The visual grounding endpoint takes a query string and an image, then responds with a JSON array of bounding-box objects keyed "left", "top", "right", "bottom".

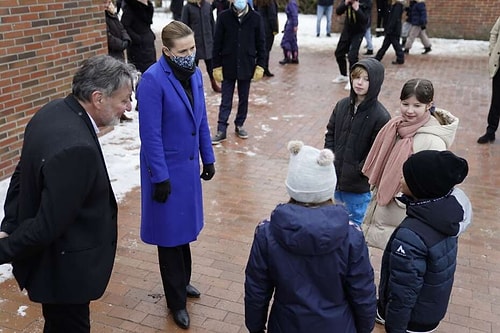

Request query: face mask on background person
[{"left": 233, "top": 0, "right": 247, "bottom": 11}]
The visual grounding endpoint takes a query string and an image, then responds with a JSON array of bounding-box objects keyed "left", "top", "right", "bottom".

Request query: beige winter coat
[
  {"left": 363, "top": 108, "right": 459, "bottom": 250},
  {"left": 489, "top": 16, "right": 500, "bottom": 78}
]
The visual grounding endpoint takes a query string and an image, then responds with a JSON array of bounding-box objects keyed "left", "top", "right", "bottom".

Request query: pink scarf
[{"left": 362, "top": 112, "right": 431, "bottom": 206}]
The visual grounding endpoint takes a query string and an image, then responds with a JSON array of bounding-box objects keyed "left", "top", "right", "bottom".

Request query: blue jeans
[
  {"left": 217, "top": 78, "right": 251, "bottom": 132},
  {"left": 364, "top": 27, "right": 373, "bottom": 51},
  {"left": 316, "top": 5, "right": 333, "bottom": 35},
  {"left": 334, "top": 191, "right": 371, "bottom": 226}
]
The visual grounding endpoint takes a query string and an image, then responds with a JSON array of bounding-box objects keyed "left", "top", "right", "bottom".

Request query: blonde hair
[{"left": 161, "top": 21, "right": 194, "bottom": 49}]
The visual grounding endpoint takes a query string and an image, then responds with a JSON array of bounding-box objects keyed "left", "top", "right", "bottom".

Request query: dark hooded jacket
[
  {"left": 324, "top": 58, "right": 390, "bottom": 193},
  {"left": 105, "top": 10, "right": 131, "bottom": 61},
  {"left": 245, "top": 203, "right": 377, "bottom": 333},
  {"left": 378, "top": 188, "right": 472, "bottom": 333}
]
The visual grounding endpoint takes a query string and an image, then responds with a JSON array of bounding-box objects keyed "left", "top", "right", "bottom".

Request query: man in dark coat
[
  {"left": 0, "top": 55, "right": 135, "bottom": 333},
  {"left": 211, "top": 0, "right": 266, "bottom": 143}
]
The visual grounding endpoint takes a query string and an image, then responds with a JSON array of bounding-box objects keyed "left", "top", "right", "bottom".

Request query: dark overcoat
[
  {"left": 182, "top": 0, "right": 216, "bottom": 60},
  {"left": 212, "top": 6, "right": 266, "bottom": 80},
  {"left": 0, "top": 95, "right": 118, "bottom": 304},
  {"left": 121, "top": 0, "right": 156, "bottom": 73}
]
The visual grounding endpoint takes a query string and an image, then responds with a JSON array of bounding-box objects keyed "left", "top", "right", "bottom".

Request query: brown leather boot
[{"left": 210, "top": 77, "right": 221, "bottom": 93}]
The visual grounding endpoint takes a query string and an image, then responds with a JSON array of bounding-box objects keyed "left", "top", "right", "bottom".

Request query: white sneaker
[
  {"left": 332, "top": 75, "right": 348, "bottom": 83},
  {"left": 344, "top": 81, "right": 351, "bottom": 91}
]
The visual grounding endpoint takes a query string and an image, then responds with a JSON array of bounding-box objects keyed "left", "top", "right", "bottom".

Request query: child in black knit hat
[{"left": 376, "top": 150, "right": 473, "bottom": 333}]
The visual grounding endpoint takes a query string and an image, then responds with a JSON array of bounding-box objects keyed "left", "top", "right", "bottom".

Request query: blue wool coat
[
  {"left": 137, "top": 56, "right": 215, "bottom": 247},
  {"left": 245, "top": 203, "right": 377, "bottom": 333}
]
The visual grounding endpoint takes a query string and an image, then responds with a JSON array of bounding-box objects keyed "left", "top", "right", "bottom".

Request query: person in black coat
[
  {"left": 254, "top": 0, "right": 279, "bottom": 77},
  {"left": 376, "top": 150, "right": 471, "bottom": 332},
  {"left": 121, "top": 0, "right": 157, "bottom": 74},
  {"left": 324, "top": 58, "right": 390, "bottom": 225},
  {"left": 181, "top": 0, "right": 221, "bottom": 92},
  {"left": 0, "top": 55, "right": 135, "bottom": 333},
  {"left": 211, "top": 0, "right": 266, "bottom": 143},
  {"left": 105, "top": 0, "right": 131, "bottom": 61},
  {"left": 171, "top": 0, "right": 184, "bottom": 20},
  {"left": 332, "top": 0, "right": 371, "bottom": 89},
  {"left": 374, "top": 0, "right": 405, "bottom": 64}
]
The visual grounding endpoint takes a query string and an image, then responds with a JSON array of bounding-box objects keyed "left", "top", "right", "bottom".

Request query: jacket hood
[
  {"left": 401, "top": 187, "right": 472, "bottom": 237},
  {"left": 350, "top": 58, "right": 384, "bottom": 109},
  {"left": 269, "top": 203, "right": 350, "bottom": 256},
  {"left": 416, "top": 108, "right": 459, "bottom": 148}
]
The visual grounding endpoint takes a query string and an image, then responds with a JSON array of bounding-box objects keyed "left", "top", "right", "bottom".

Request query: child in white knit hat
[{"left": 244, "top": 140, "right": 377, "bottom": 333}]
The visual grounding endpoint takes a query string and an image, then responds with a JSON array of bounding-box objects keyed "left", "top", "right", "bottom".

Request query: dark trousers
[
  {"left": 217, "top": 78, "right": 251, "bottom": 132},
  {"left": 196, "top": 58, "right": 215, "bottom": 80},
  {"left": 158, "top": 244, "right": 192, "bottom": 311},
  {"left": 334, "top": 31, "right": 365, "bottom": 76},
  {"left": 487, "top": 70, "right": 500, "bottom": 134},
  {"left": 376, "top": 0, "right": 388, "bottom": 28},
  {"left": 264, "top": 33, "right": 275, "bottom": 70},
  {"left": 375, "top": 34, "right": 404, "bottom": 62},
  {"left": 42, "top": 303, "right": 90, "bottom": 333}
]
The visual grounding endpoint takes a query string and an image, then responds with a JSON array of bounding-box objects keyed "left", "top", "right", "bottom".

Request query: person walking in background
[
  {"left": 137, "top": 21, "right": 216, "bottom": 330},
  {"left": 332, "top": 0, "right": 371, "bottom": 91},
  {"left": 376, "top": 150, "right": 472, "bottom": 332},
  {"left": 279, "top": 0, "right": 299, "bottom": 64},
  {"left": 316, "top": 0, "right": 333, "bottom": 37},
  {"left": 104, "top": 0, "right": 134, "bottom": 122},
  {"left": 404, "top": 0, "right": 431, "bottom": 54},
  {"left": 324, "top": 58, "right": 390, "bottom": 226},
  {"left": 400, "top": 0, "right": 414, "bottom": 47},
  {"left": 477, "top": 15, "right": 500, "bottom": 144},
  {"left": 254, "top": 0, "right": 279, "bottom": 77},
  {"left": 374, "top": 0, "right": 405, "bottom": 65},
  {"left": 362, "top": 0, "right": 374, "bottom": 55},
  {"left": 0, "top": 55, "right": 134, "bottom": 333},
  {"left": 171, "top": 0, "right": 185, "bottom": 20},
  {"left": 362, "top": 78, "right": 459, "bottom": 250},
  {"left": 121, "top": 0, "right": 157, "bottom": 74},
  {"left": 245, "top": 140, "right": 377, "bottom": 333},
  {"left": 211, "top": 0, "right": 266, "bottom": 144},
  {"left": 181, "top": 0, "right": 222, "bottom": 93},
  {"left": 375, "top": 0, "right": 388, "bottom": 36}
]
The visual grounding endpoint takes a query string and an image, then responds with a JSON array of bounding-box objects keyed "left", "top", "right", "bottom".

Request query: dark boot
[
  {"left": 210, "top": 77, "right": 221, "bottom": 93},
  {"left": 279, "top": 50, "right": 291, "bottom": 65},
  {"left": 477, "top": 132, "right": 495, "bottom": 144},
  {"left": 401, "top": 38, "right": 407, "bottom": 47},
  {"left": 291, "top": 51, "right": 299, "bottom": 64},
  {"left": 422, "top": 47, "right": 432, "bottom": 54},
  {"left": 263, "top": 68, "right": 274, "bottom": 77}
]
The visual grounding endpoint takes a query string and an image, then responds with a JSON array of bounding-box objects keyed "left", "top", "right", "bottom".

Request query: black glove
[
  {"left": 200, "top": 163, "right": 215, "bottom": 180},
  {"left": 421, "top": 25, "right": 426, "bottom": 30},
  {"left": 153, "top": 180, "right": 171, "bottom": 203}
]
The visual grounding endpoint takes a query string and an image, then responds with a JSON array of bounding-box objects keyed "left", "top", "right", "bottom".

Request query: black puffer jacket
[
  {"left": 324, "top": 58, "right": 390, "bottom": 193},
  {"left": 105, "top": 10, "right": 131, "bottom": 61}
]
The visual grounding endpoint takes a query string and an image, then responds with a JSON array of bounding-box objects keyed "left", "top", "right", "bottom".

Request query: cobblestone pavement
[{"left": 1, "top": 44, "right": 499, "bottom": 332}]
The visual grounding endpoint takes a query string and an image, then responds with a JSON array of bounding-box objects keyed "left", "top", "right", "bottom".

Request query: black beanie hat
[{"left": 403, "top": 150, "right": 469, "bottom": 199}]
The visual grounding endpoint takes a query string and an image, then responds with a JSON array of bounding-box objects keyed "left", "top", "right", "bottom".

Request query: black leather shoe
[
  {"left": 173, "top": 308, "right": 190, "bottom": 329},
  {"left": 186, "top": 284, "right": 201, "bottom": 298},
  {"left": 263, "top": 69, "right": 274, "bottom": 77},
  {"left": 477, "top": 132, "right": 495, "bottom": 144}
]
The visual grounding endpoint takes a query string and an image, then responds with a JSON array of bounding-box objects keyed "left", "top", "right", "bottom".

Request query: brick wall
[
  {"left": 0, "top": 1, "right": 107, "bottom": 180},
  {"left": 332, "top": 0, "right": 498, "bottom": 40}
]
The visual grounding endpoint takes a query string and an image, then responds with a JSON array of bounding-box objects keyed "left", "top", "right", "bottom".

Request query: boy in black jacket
[{"left": 376, "top": 150, "right": 472, "bottom": 333}]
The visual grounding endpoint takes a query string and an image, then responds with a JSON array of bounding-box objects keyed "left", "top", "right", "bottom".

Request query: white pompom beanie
[{"left": 285, "top": 140, "right": 337, "bottom": 204}]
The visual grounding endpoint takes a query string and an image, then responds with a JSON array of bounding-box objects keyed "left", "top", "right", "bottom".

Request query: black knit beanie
[{"left": 402, "top": 150, "right": 469, "bottom": 199}]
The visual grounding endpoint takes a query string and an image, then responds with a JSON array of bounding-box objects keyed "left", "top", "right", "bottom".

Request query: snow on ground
[{"left": 0, "top": 11, "right": 489, "bottom": 280}]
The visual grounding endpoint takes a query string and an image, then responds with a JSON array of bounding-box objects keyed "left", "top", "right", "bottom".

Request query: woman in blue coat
[{"left": 137, "top": 21, "right": 216, "bottom": 330}]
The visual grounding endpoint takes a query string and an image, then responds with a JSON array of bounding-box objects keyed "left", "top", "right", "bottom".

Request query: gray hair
[{"left": 72, "top": 55, "right": 135, "bottom": 101}]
